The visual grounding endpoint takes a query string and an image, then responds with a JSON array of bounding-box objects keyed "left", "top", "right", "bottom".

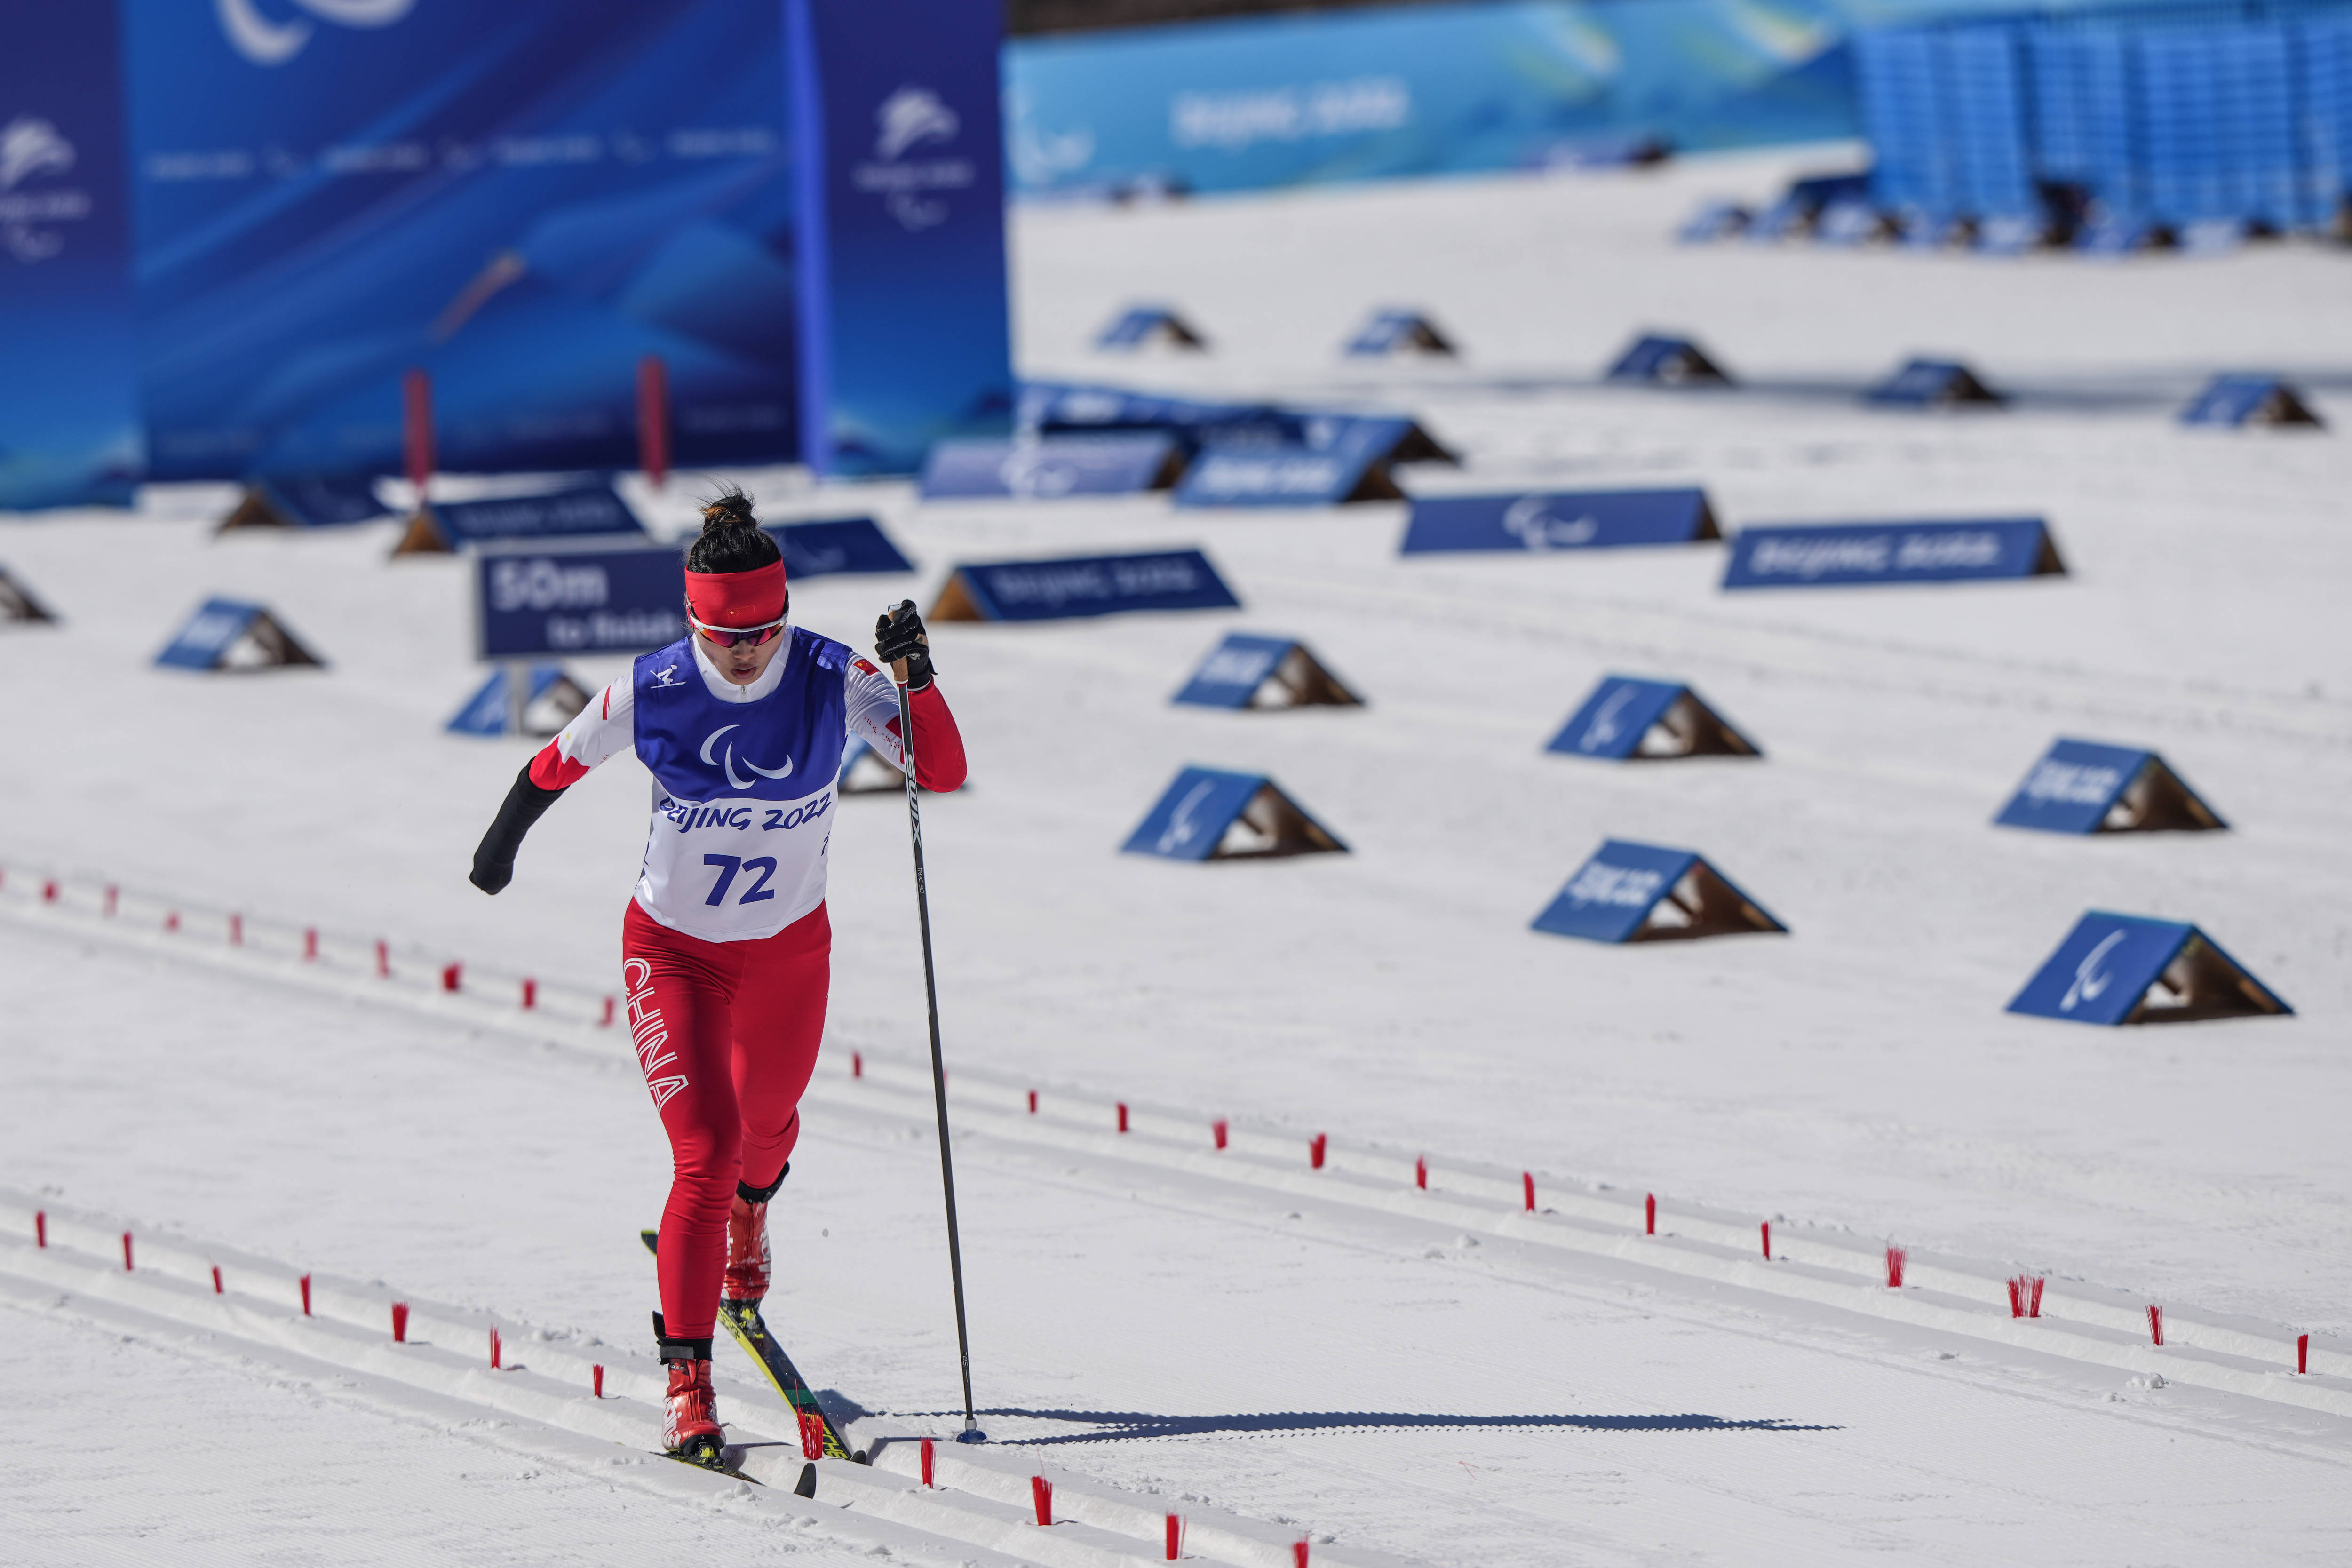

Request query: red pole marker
[
  {"left": 1885, "top": 1246, "right": 1906, "bottom": 1288},
  {"left": 852, "top": 1051, "right": 862, "bottom": 1078},
  {"left": 2032, "top": 1278, "right": 2043, "bottom": 1317},
  {"left": 1166, "top": 1513, "right": 1184, "bottom": 1560},
  {"left": 211, "top": 1266, "right": 222, "bottom": 1294},
  {"left": 375, "top": 940, "right": 390, "bottom": 979},
  {"left": 1030, "top": 1475, "right": 1053, "bottom": 1526},
  {"left": 1523, "top": 1173, "right": 1535, "bottom": 1212},
  {"left": 42, "top": 879, "right": 57, "bottom": 902},
  {"left": 1414, "top": 1156, "right": 1427, "bottom": 1190},
  {"left": 303, "top": 928, "right": 318, "bottom": 961},
  {"left": 2007, "top": 1278, "right": 2022, "bottom": 1318},
  {"left": 2299, "top": 1334, "right": 2310, "bottom": 1374},
  {"left": 441, "top": 963, "right": 461, "bottom": 993},
  {"left": 34, "top": 1211, "right": 46, "bottom": 1247},
  {"left": 104, "top": 885, "right": 117, "bottom": 916},
  {"left": 490, "top": 1327, "right": 502, "bottom": 1368},
  {"left": 593, "top": 1364, "right": 605, "bottom": 1398},
  {"left": 637, "top": 354, "right": 671, "bottom": 488},
  {"left": 1117, "top": 1102, "right": 1129, "bottom": 1133},
  {"left": 229, "top": 913, "right": 242, "bottom": 946},
  {"left": 1310, "top": 1134, "right": 1327, "bottom": 1170},
  {"left": 392, "top": 1302, "right": 409, "bottom": 1342},
  {"left": 2147, "top": 1305, "right": 2163, "bottom": 1347},
  {"left": 799, "top": 1410, "right": 825, "bottom": 1460},
  {"left": 122, "top": 1232, "right": 133, "bottom": 1271},
  {"left": 403, "top": 368, "right": 433, "bottom": 493},
  {"left": 1645, "top": 1193, "right": 1656, "bottom": 1235},
  {"left": 1294, "top": 1540, "right": 1311, "bottom": 1568},
  {"left": 520, "top": 978, "right": 536, "bottom": 1010},
  {"left": 920, "top": 1437, "right": 935, "bottom": 1487},
  {"left": 1760, "top": 1222, "right": 1771, "bottom": 1259},
  {"left": 600, "top": 995, "right": 615, "bottom": 1027},
  {"left": 300, "top": 1275, "right": 312, "bottom": 1316},
  {"left": 165, "top": 911, "right": 180, "bottom": 932},
  {"left": 1212, "top": 1118, "right": 1228, "bottom": 1150},
  {"left": 1027, "top": 1090, "right": 1038, "bottom": 1114}
]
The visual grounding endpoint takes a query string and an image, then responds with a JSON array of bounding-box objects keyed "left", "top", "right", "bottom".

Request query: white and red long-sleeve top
[{"left": 530, "top": 626, "right": 965, "bottom": 942}]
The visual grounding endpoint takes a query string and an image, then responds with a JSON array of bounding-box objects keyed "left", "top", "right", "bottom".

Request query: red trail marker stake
[
  {"left": 1414, "top": 1156, "right": 1427, "bottom": 1190},
  {"left": 1294, "top": 1540, "right": 1311, "bottom": 1568},
  {"left": 593, "top": 1363, "right": 605, "bottom": 1397},
  {"left": 1117, "top": 1102, "right": 1129, "bottom": 1133},
  {"left": 2298, "top": 1334, "right": 2310, "bottom": 1374},
  {"left": 121, "top": 1232, "right": 133, "bottom": 1271},
  {"left": 1212, "top": 1118, "right": 1227, "bottom": 1150},
  {"left": 637, "top": 354, "right": 671, "bottom": 488},
  {"left": 402, "top": 368, "right": 433, "bottom": 493},
  {"left": 1030, "top": 1475, "right": 1053, "bottom": 1526},
  {"left": 300, "top": 1275, "right": 311, "bottom": 1315},
  {"left": 303, "top": 928, "right": 318, "bottom": 961},
  {"left": 1310, "top": 1134, "right": 1327, "bottom": 1170},
  {"left": 851, "top": 1051, "right": 862, "bottom": 1078},
  {"left": 392, "top": 1303, "right": 409, "bottom": 1342},
  {"left": 1027, "top": 1090, "right": 1038, "bottom": 1114},
  {"left": 600, "top": 995, "right": 615, "bottom": 1027},
  {"left": 211, "top": 1266, "right": 222, "bottom": 1294},
  {"left": 43, "top": 879, "right": 58, "bottom": 902},
  {"left": 2147, "top": 1305, "right": 2163, "bottom": 1347},
  {"left": 490, "top": 1327, "right": 502, "bottom": 1368},
  {"left": 441, "top": 963, "right": 461, "bottom": 993},
  {"left": 375, "top": 940, "right": 389, "bottom": 979},
  {"left": 1760, "top": 1222, "right": 1771, "bottom": 1259},
  {"left": 520, "top": 978, "right": 536, "bottom": 1010},
  {"left": 34, "top": 1211, "right": 46, "bottom": 1247},
  {"left": 1645, "top": 1194, "right": 1656, "bottom": 1235},
  {"left": 165, "top": 911, "right": 180, "bottom": 932},
  {"left": 1166, "top": 1513, "right": 1184, "bottom": 1560},
  {"left": 104, "top": 885, "right": 117, "bottom": 916},
  {"left": 1523, "top": 1173, "right": 1535, "bottom": 1212},
  {"left": 229, "top": 913, "right": 242, "bottom": 946},
  {"left": 1885, "top": 1246, "right": 1906, "bottom": 1288},
  {"left": 919, "top": 1437, "right": 935, "bottom": 1487}
]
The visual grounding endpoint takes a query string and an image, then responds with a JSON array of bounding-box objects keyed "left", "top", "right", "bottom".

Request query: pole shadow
[{"left": 890, "top": 1408, "right": 1839, "bottom": 1445}]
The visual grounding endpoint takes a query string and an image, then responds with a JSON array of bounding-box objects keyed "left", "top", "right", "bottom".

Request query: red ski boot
[
  {"left": 655, "top": 1317, "right": 723, "bottom": 1467},
  {"left": 723, "top": 1168, "right": 787, "bottom": 1309}
]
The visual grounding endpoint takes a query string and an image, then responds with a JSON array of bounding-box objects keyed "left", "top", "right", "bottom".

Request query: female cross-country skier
[{"left": 465, "top": 487, "right": 966, "bottom": 1467}]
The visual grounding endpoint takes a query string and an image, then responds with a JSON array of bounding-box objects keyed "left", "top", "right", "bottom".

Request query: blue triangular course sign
[
  {"left": 1121, "top": 767, "right": 1348, "bottom": 861},
  {"left": 920, "top": 433, "right": 1186, "bottom": 499},
  {"left": 1533, "top": 840, "right": 1785, "bottom": 943},
  {"left": 762, "top": 517, "right": 914, "bottom": 579},
  {"left": 1175, "top": 415, "right": 1454, "bottom": 508},
  {"left": 1546, "top": 677, "right": 1758, "bottom": 760},
  {"left": 154, "top": 598, "right": 325, "bottom": 671},
  {"left": 929, "top": 549, "right": 1241, "bottom": 623},
  {"left": 2008, "top": 912, "right": 2291, "bottom": 1026},
  {"left": 2178, "top": 375, "right": 2324, "bottom": 430},
  {"left": 1994, "top": 739, "right": 2225, "bottom": 835},
  {"left": 1865, "top": 358, "right": 2003, "bottom": 408},
  {"left": 837, "top": 738, "right": 907, "bottom": 795},
  {"left": 1172, "top": 633, "right": 1362, "bottom": 710},
  {"left": 0, "top": 564, "right": 57, "bottom": 624},
  {"left": 1095, "top": 305, "right": 1208, "bottom": 351},
  {"left": 446, "top": 665, "right": 593, "bottom": 738},
  {"left": 1723, "top": 519, "right": 2064, "bottom": 589},
  {"left": 1342, "top": 309, "right": 1456, "bottom": 358},
  {"left": 395, "top": 480, "right": 646, "bottom": 556},
  {"left": 1605, "top": 335, "right": 1733, "bottom": 387},
  {"left": 1401, "top": 487, "right": 1718, "bottom": 553},
  {"left": 218, "top": 473, "right": 389, "bottom": 532}
]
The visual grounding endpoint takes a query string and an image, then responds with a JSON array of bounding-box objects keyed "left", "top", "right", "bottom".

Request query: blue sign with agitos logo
[{"left": 1403, "top": 488, "right": 1717, "bottom": 554}]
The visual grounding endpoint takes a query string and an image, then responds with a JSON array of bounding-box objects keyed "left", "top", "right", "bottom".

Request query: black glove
[
  {"left": 469, "top": 764, "right": 568, "bottom": 894},
  {"left": 874, "top": 599, "right": 934, "bottom": 691}
]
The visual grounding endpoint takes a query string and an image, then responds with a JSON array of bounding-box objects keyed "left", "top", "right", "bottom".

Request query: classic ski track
[
  {"left": 0, "top": 1197, "right": 1413, "bottom": 1568},
  {"left": 5, "top": 880, "right": 2346, "bottom": 1434}
]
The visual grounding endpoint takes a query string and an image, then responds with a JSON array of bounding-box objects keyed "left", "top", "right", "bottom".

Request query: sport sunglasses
[{"left": 689, "top": 613, "right": 787, "bottom": 649}]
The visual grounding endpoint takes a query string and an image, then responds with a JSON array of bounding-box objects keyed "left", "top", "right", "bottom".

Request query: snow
[{"left": 4, "top": 143, "right": 2352, "bottom": 1563}]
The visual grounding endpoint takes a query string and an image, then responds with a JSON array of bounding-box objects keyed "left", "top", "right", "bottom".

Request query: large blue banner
[
  {"left": 0, "top": 2, "right": 144, "bottom": 510},
  {"left": 788, "top": 0, "right": 1013, "bottom": 474},
  {"left": 123, "top": 0, "right": 801, "bottom": 482}
]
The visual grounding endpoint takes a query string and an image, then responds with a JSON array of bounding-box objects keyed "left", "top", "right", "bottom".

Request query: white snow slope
[{"left": 3, "top": 145, "right": 2350, "bottom": 1564}]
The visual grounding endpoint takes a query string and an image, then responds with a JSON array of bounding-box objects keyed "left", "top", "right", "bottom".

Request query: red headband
[{"left": 685, "top": 558, "right": 786, "bottom": 629}]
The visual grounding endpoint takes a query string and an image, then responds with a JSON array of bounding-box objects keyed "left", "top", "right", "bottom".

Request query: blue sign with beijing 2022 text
[
  {"left": 476, "top": 544, "right": 687, "bottom": 659},
  {"left": 1723, "top": 519, "right": 2060, "bottom": 589}
]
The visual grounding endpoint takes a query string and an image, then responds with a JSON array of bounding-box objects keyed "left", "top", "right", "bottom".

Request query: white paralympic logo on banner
[
  {"left": 215, "top": 0, "right": 416, "bottom": 67},
  {"left": 1, "top": 117, "right": 85, "bottom": 263},
  {"left": 0, "top": 118, "right": 72, "bottom": 191},
  {"left": 857, "top": 85, "right": 973, "bottom": 232}
]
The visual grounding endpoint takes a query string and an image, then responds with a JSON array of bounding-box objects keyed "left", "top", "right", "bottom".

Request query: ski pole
[{"left": 893, "top": 667, "right": 985, "bottom": 1442}]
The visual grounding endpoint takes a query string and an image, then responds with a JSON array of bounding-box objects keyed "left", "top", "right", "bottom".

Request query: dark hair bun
[{"left": 686, "top": 483, "right": 781, "bottom": 574}]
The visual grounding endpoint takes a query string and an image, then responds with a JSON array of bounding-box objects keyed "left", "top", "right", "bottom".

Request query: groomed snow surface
[{"left": 5, "top": 145, "right": 2352, "bottom": 1564}]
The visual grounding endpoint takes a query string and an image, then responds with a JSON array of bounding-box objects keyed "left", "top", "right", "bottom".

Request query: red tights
[{"left": 622, "top": 898, "right": 829, "bottom": 1342}]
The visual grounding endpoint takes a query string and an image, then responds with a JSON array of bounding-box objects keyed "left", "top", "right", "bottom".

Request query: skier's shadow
[{"left": 889, "top": 1407, "right": 1838, "bottom": 1444}]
